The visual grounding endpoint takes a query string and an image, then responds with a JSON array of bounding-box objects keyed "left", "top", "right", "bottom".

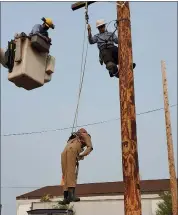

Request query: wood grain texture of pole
[
  {"left": 161, "top": 60, "right": 177, "bottom": 215},
  {"left": 117, "top": 2, "right": 142, "bottom": 215}
]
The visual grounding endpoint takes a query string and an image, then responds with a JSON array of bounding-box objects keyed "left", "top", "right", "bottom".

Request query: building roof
[{"left": 16, "top": 179, "right": 171, "bottom": 200}]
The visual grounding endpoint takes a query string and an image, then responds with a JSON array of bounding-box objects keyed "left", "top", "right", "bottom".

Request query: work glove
[
  {"left": 78, "top": 155, "right": 84, "bottom": 161},
  {"left": 87, "top": 24, "right": 91, "bottom": 33}
]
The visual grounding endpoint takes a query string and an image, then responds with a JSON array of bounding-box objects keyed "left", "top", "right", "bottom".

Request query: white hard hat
[{"left": 96, "top": 19, "right": 106, "bottom": 28}]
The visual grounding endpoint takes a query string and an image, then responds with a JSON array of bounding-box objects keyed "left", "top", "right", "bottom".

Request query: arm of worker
[
  {"left": 30, "top": 25, "right": 50, "bottom": 43},
  {"left": 79, "top": 134, "right": 93, "bottom": 157},
  {"left": 87, "top": 24, "right": 97, "bottom": 44},
  {"left": 113, "top": 33, "right": 118, "bottom": 44},
  {"left": 77, "top": 147, "right": 85, "bottom": 161},
  {"left": 30, "top": 24, "right": 41, "bottom": 35}
]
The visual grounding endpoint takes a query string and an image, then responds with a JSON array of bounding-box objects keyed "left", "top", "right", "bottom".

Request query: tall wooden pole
[
  {"left": 161, "top": 60, "right": 177, "bottom": 215},
  {"left": 71, "top": 2, "right": 142, "bottom": 214},
  {"left": 117, "top": 2, "right": 142, "bottom": 215}
]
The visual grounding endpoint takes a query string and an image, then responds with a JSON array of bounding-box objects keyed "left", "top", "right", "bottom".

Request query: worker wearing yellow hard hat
[
  {"left": 41, "top": 17, "right": 55, "bottom": 29},
  {"left": 30, "top": 17, "right": 55, "bottom": 43}
]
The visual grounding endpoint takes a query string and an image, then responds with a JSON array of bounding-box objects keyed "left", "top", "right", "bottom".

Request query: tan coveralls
[{"left": 61, "top": 134, "right": 93, "bottom": 191}]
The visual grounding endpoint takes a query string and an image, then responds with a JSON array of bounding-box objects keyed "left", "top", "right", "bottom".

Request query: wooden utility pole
[
  {"left": 117, "top": 2, "right": 142, "bottom": 215},
  {"left": 161, "top": 60, "right": 177, "bottom": 215},
  {"left": 71, "top": 1, "right": 142, "bottom": 214}
]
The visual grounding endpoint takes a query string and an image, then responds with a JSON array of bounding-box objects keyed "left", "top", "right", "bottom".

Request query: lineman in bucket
[
  {"left": 30, "top": 17, "right": 55, "bottom": 43},
  {"left": 88, "top": 19, "right": 136, "bottom": 78},
  {"left": 60, "top": 128, "right": 93, "bottom": 205}
]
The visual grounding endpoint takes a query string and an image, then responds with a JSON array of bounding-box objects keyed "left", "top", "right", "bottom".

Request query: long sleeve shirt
[
  {"left": 30, "top": 24, "right": 49, "bottom": 38},
  {"left": 79, "top": 134, "right": 93, "bottom": 157},
  {"left": 88, "top": 31, "right": 118, "bottom": 51}
]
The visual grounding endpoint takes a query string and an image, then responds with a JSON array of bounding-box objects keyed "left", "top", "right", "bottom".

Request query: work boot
[
  {"left": 112, "top": 63, "right": 136, "bottom": 78},
  {"left": 58, "top": 191, "right": 70, "bottom": 205},
  {"left": 106, "top": 62, "right": 118, "bottom": 78},
  {"left": 109, "top": 71, "right": 114, "bottom": 77},
  {"left": 109, "top": 65, "right": 119, "bottom": 78},
  {"left": 106, "top": 62, "right": 116, "bottom": 71},
  {"left": 72, "top": 188, "right": 80, "bottom": 202},
  {"left": 64, "top": 191, "right": 68, "bottom": 199},
  {"left": 113, "top": 66, "right": 119, "bottom": 78},
  {"left": 68, "top": 188, "right": 80, "bottom": 202}
]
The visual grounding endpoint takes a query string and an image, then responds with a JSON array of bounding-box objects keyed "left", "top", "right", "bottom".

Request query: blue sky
[{"left": 1, "top": 1, "right": 177, "bottom": 215}]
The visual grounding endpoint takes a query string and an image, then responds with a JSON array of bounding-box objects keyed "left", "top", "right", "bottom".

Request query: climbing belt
[{"left": 71, "top": 2, "right": 89, "bottom": 133}]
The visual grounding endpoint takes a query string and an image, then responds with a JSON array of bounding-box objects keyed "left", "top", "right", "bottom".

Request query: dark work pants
[{"left": 100, "top": 46, "right": 118, "bottom": 65}]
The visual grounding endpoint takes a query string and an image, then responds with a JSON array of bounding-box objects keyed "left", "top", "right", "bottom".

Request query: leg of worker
[
  {"left": 61, "top": 151, "right": 68, "bottom": 192},
  {"left": 59, "top": 151, "right": 69, "bottom": 205},
  {"left": 101, "top": 48, "right": 118, "bottom": 77},
  {"left": 66, "top": 147, "right": 80, "bottom": 202},
  {"left": 112, "top": 46, "right": 118, "bottom": 65},
  {"left": 112, "top": 46, "right": 136, "bottom": 70},
  {"left": 72, "top": 162, "right": 80, "bottom": 202},
  {"left": 66, "top": 148, "right": 80, "bottom": 202}
]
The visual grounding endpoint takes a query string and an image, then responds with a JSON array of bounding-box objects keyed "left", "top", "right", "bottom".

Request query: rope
[
  {"left": 74, "top": 24, "right": 87, "bottom": 131},
  {"left": 71, "top": 19, "right": 89, "bottom": 133}
]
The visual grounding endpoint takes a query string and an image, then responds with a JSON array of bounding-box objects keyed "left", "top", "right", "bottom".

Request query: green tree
[
  {"left": 40, "top": 194, "right": 52, "bottom": 202},
  {"left": 53, "top": 203, "right": 75, "bottom": 215},
  {"left": 156, "top": 191, "right": 172, "bottom": 215}
]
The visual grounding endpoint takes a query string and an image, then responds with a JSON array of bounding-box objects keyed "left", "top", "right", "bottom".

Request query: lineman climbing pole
[
  {"left": 71, "top": 2, "right": 142, "bottom": 215},
  {"left": 161, "top": 61, "right": 177, "bottom": 215}
]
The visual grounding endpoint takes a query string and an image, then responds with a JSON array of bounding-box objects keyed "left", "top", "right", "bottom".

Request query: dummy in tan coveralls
[{"left": 60, "top": 128, "right": 93, "bottom": 204}]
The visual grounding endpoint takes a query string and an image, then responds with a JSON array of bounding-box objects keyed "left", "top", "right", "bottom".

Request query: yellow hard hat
[{"left": 42, "top": 17, "right": 55, "bottom": 29}]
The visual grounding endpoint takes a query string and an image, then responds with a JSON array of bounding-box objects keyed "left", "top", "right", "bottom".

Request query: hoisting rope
[{"left": 71, "top": 2, "right": 89, "bottom": 134}]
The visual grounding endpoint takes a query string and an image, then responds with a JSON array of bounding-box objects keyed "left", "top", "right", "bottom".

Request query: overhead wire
[{"left": 1, "top": 104, "right": 177, "bottom": 137}]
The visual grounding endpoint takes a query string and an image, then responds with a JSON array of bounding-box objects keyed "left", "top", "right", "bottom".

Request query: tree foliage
[
  {"left": 53, "top": 203, "right": 75, "bottom": 215},
  {"left": 156, "top": 191, "right": 172, "bottom": 215},
  {"left": 40, "top": 193, "right": 52, "bottom": 202}
]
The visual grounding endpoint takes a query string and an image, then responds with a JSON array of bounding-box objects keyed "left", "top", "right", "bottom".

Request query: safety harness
[{"left": 97, "top": 20, "right": 118, "bottom": 65}]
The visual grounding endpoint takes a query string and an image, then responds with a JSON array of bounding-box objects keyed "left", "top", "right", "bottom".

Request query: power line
[{"left": 1, "top": 104, "right": 177, "bottom": 137}]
